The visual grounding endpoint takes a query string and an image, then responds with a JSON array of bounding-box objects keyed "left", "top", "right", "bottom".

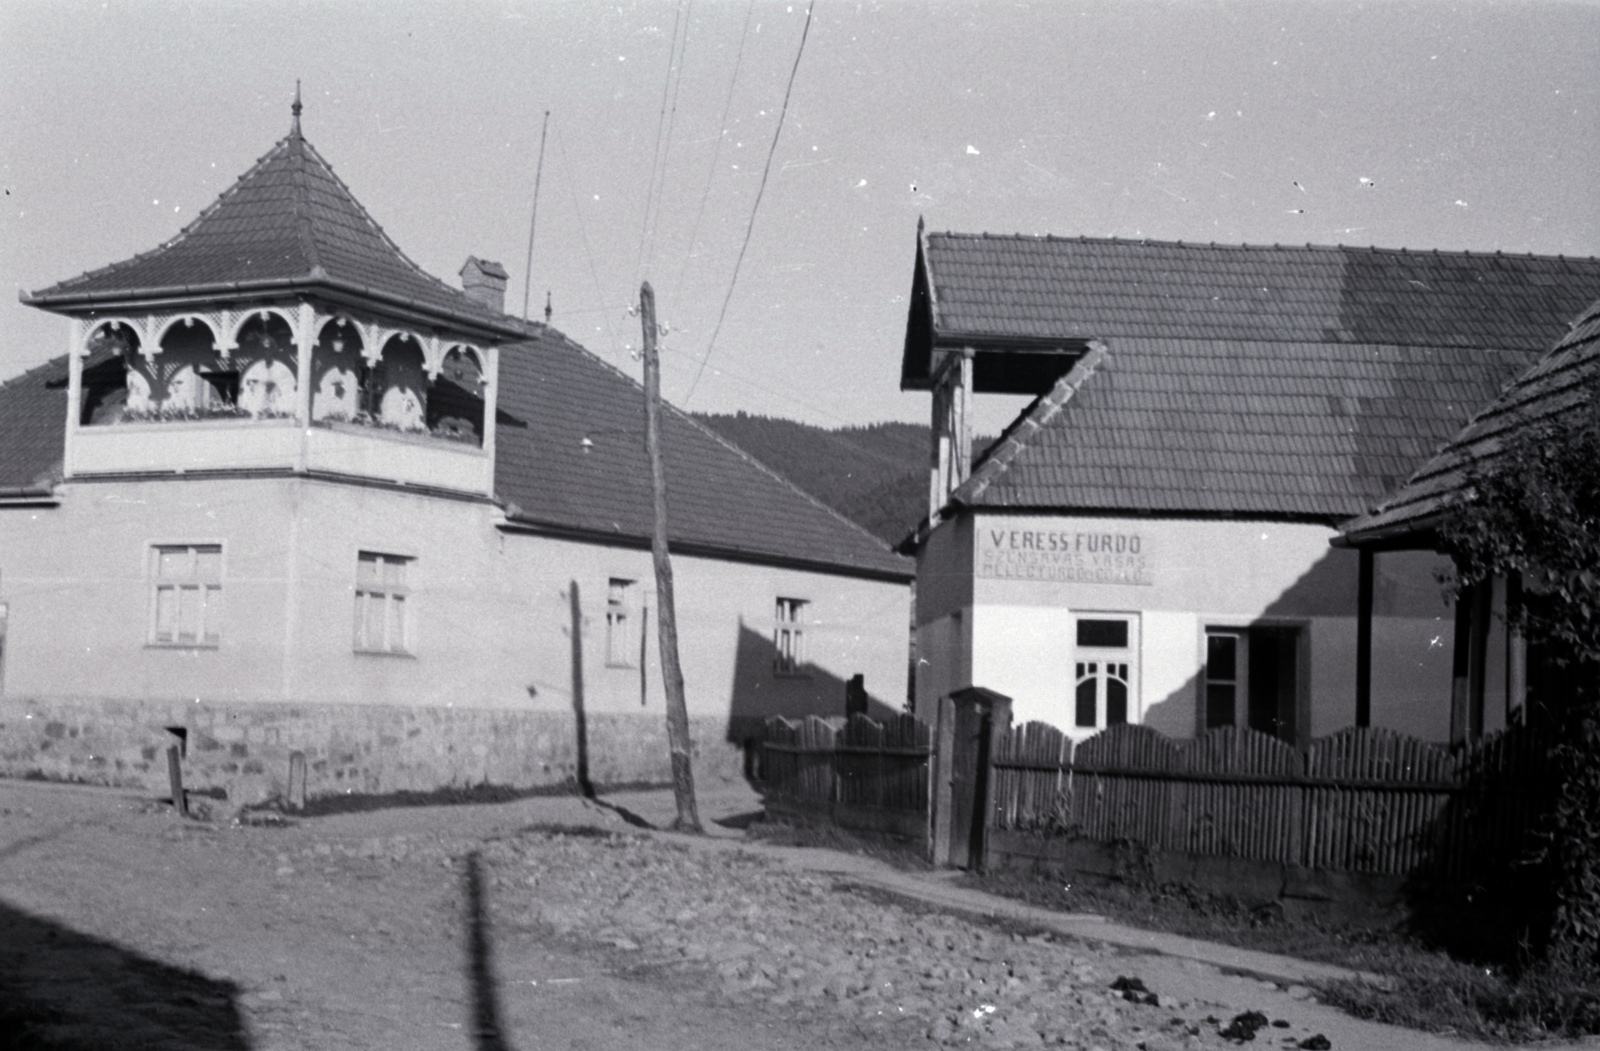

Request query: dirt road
[{"left": 0, "top": 778, "right": 1521, "bottom": 1050}]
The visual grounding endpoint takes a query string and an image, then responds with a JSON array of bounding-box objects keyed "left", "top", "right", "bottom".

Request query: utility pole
[{"left": 640, "top": 281, "right": 701, "bottom": 832}]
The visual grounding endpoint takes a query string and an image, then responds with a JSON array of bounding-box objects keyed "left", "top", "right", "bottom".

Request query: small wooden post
[
  {"left": 930, "top": 694, "right": 955, "bottom": 866},
  {"left": 166, "top": 745, "right": 187, "bottom": 816},
  {"left": 641, "top": 282, "right": 701, "bottom": 833},
  {"left": 1355, "top": 548, "right": 1373, "bottom": 728},
  {"left": 287, "top": 750, "right": 307, "bottom": 811},
  {"left": 845, "top": 673, "right": 867, "bottom": 718}
]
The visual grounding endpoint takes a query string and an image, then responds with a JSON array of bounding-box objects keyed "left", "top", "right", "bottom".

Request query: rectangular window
[
  {"left": 1204, "top": 631, "right": 1243, "bottom": 729},
  {"left": 354, "top": 551, "right": 412, "bottom": 654},
  {"left": 774, "top": 597, "right": 808, "bottom": 675},
  {"left": 606, "top": 578, "right": 636, "bottom": 667},
  {"left": 150, "top": 544, "right": 222, "bottom": 646},
  {"left": 1072, "top": 615, "right": 1136, "bottom": 732}
]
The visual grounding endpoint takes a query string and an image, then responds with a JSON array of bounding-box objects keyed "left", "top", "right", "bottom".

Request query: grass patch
[{"left": 965, "top": 863, "right": 1600, "bottom": 1043}]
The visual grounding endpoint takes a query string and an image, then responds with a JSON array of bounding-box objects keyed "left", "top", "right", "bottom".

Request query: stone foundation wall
[{"left": 0, "top": 696, "right": 749, "bottom": 806}]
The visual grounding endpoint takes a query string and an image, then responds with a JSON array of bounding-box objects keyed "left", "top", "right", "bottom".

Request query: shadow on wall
[
  {"left": 1141, "top": 669, "right": 1201, "bottom": 739},
  {"left": 1139, "top": 547, "right": 1361, "bottom": 742},
  {"left": 0, "top": 900, "right": 250, "bottom": 1049},
  {"left": 1262, "top": 546, "right": 1360, "bottom": 619},
  {"left": 725, "top": 621, "right": 899, "bottom": 754}
]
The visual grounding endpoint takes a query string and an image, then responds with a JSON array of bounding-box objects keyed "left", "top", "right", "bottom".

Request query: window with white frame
[
  {"left": 774, "top": 597, "right": 808, "bottom": 675},
  {"left": 1072, "top": 615, "right": 1137, "bottom": 731},
  {"left": 354, "top": 551, "right": 412, "bottom": 654},
  {"left": 605, "top": 578, "right": 637, "bottom": 667},
  {"left": 1204, "top": 630, "right": 1243, "bottom": 730},
  {"left": 150, "top": 544, "right": 222, "bottom": 646}
]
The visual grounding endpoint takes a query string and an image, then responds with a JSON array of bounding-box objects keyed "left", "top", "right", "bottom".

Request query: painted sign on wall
[{"left": 976, "top": 526, "right": 1151, "bottom": 585}]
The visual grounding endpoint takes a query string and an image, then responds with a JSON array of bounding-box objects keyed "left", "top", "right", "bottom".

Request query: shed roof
[
  {"left": 23, "top": 121, "right": 522, "bottom": 341},
  {"left": 1339, "top": 297, "right": 1600, "bottom": 548},
  {"left": 905, "top": 232, "right": 1600, "bottom": 529}
]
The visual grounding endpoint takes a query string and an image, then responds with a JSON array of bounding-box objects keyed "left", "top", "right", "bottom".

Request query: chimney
[{"left": 459, "top": 257, "right": 510, "bottom": 314}]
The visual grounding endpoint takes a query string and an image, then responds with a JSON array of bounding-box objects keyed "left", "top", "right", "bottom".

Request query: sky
[{"left": 2, "top": 0, "right": 1598, "bottom": 434}]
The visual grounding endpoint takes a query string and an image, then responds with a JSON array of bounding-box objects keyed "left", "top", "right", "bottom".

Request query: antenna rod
[{"left": 522, "top": 110, "right": 552, "bottom": 321}]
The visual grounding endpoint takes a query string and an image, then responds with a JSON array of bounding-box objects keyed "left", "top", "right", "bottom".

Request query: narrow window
[
  {"left": 1204, "top": 631, "right": 1243, "bottom": 729},
  {"left": 774, "top": 597, "right": 808, "bottom": 675},
  {"left": 354, "top": 552, "right": 412, "bottom": 654},
  {"left": 150, "top": 544, "right": 223, "bottom": 646},
  {"left": 606, "top": 578, "right": 636, "bottom": 667}
]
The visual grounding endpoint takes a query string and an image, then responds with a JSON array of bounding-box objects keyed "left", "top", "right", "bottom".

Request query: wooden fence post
[
  {"left": 166, "top": 745, "right": 187, "bottom": 816},
  {"left": 930, "top": 694, "right": 955, "bottom": 866},
  {"left": 288, "top": 750, "right": 307, "bottom": 811}
]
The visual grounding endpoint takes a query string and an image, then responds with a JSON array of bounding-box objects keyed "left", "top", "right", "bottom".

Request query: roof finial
[
  {"left": 291, "top": 79, "right": 303, "bottom": 138},
  {"left": 544, "top": 290, "right": 552, "bottom": 323}
]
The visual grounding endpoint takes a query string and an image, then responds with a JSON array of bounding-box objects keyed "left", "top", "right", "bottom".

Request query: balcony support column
[
  {"left": 481, "top": 344, "right": 499, "bottom": 497},
  {"left": 63, "top": 318, "right": 84, "bottom": 480},
  {"left": 294, "top": 303, "right": 316, "bottom": 473}
]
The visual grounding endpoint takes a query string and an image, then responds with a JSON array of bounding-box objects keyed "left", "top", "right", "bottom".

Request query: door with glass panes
[{"left": 1072, "top": 615, "right": 1138, "bottom": 734}]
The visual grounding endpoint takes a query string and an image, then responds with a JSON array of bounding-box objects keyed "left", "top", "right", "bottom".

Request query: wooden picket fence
[
  {"left": 762, "top": 713, "right": 933, "bottom": 838},
  {"left": 989, "top": 722, "right": 1555, "bottom": 876}
]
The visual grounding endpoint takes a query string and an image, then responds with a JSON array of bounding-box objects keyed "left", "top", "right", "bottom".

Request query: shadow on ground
[
  {"left": 0, "top": 900, "right": 249, "bottom": 1050},
  {"left": 464, "top": 850, "right": 516, "bottom": 1051}
]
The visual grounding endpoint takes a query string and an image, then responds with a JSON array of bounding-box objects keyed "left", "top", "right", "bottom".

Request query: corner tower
[{"left": 23, "top": 92, "right": 527, "bottom": 496}]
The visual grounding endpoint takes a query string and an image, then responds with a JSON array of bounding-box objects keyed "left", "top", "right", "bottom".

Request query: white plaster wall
[
  {"left": 0, "top": 477, "right": 910, "bottom": 736},
  {"left": 911, "top": 511, "right": 1458, "bottom": 742},
  {"left": 1365, "top": 616, "right": 1451, "bottom": 740},
  {"left": 1138, "top": 610, "right": 1200, "bottom": 737},
  {"left": 913, "top": 612, "right": 968, "bottom": 716},
  {"left": 968, "top": 604, "right": 1074, "bottom": 727}
]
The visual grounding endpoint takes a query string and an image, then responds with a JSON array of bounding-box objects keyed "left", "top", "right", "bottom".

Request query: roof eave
[
  {"left": 1334, "top": 512, "right": 1444, "bottom": 551},
  {"left": 0, "top": 486, "right": 60, "bottom": 506},
  {"left": 23, "top": 275, "right": 528, "bottom": 344},
  {"left": 498, "top": 511, "right": 914, "bottom": 584}
]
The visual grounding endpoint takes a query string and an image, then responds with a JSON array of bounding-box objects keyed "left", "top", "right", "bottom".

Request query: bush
[{"left": 1437, "top": 391, "right": 1600, "bottom": 970}]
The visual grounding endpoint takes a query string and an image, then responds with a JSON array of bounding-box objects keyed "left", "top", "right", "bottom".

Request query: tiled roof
[
  {"left": 911, "top": 232, "right": 1600, "bottom": 522},
  {"left": 0, "top": 333, "right": 909, "bottom": 579},
  {"left": 950, "top": 337, "right": 1538, "bottom": 520},
  {"left": 0, "top": 357, "right": 69, "bottom": 494},
  {"left": 25, "top": 127, "right": 520, "bottom": 339},
  {"left": 493, "top": 325, "right": 911, "bottom": 579},
  {"left": 1340, "top": 298, "right": 1600, "bottom": 546},
  {"left": 917, "top": 233, "right": 1600, "bottom": 351}
]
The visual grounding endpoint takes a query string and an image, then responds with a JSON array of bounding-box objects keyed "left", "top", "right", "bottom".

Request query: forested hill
[{"left": 692, "top": 412, "right": 992, "bottom": 547}]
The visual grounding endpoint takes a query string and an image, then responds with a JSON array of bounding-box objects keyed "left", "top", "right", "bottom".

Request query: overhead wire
[
  {"left": 650, "top": 341, "right": 927, "bottom": 477},
  {"left": 674, "top": 0, "right": 756, "bottom": 298},
  {"left": 635, "top": 0, "right": 690, "bottom": 284},
  {"left": 683, "top": 0, "right": 817, "bottom": 406},
  {"left": 551, "top": 118, "right": 622, "bottom": 360},
  {"left": 645, "top": 0, "right": 695, "bottom": 280}
]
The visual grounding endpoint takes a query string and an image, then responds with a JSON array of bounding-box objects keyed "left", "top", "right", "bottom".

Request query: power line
[
  {"left": 674, "top": 0, "right": 755, "bottom": 297},
  {"left": 645, "top": 0, "right": 695, "bottom": 279},
  {"left": 683, "top": 0, "right": 816, "bottom": 406},
  {"left": 635, "top": 0, "right": 690, "bottom": 283},
  {"left": 552, "top": 119, "right": 622, "bottom": 358}
]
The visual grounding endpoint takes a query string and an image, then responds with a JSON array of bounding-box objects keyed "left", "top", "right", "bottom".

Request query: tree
[
  {"left": 1439, "top": 394, "right": 1600, "bottom": 670},
  {"left": 1437, "top": 390, "right": 1600, "bottom": 968}
]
